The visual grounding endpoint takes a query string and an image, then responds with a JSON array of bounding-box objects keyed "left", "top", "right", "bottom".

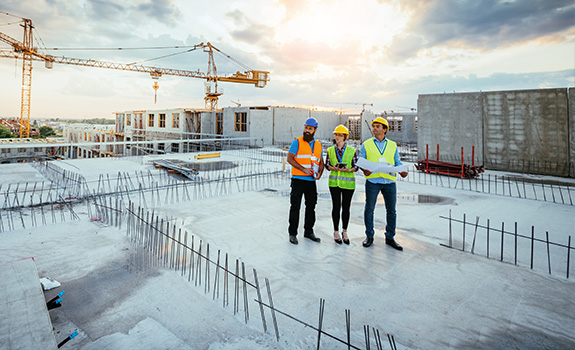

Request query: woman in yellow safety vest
[{"left": 325, "top": 125, "right": 358, "bottom": 244}]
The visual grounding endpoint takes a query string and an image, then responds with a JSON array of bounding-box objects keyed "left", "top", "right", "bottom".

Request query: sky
[{"left": 0, "top": 0, "right": 574, "bottom": 119}]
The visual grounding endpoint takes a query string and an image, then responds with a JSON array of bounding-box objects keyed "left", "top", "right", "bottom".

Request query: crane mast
[
  {"left": 0, "top": 16, "right": 269, "bottom": 137},
  {"left": 19, "top": 19, "right": 32, "bottom": 138}
]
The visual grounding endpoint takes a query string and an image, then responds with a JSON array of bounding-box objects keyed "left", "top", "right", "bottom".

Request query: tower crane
[{"left": 0, "top": 15, "right": 269, "bottom": 138}]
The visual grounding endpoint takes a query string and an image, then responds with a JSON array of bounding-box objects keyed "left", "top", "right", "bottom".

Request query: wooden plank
[{"left": 0, "top": 258, "right": 58, "bottom": 350}]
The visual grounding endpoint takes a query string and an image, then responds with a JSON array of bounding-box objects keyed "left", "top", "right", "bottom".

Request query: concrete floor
[{"left": 1, "top": 155, "right": 574, "bottom": 349}]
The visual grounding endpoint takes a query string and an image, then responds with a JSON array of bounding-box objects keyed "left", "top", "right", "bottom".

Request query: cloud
[
  {"left": 276, "top": 0, "right": 309, "bottom": 19},
  {"left": 85, "top": 0, "right": 181, "bottom": 24},
  {"left": 133, "top": 0, "right": 182, "bottom": 23},
  {"left": 231, "top": 24, "right": 273, "bottom": 46},
  {"left": 87, "top": 0, "right": 126, "bottom": 22},
  {"left": 225, "top": 9, "right": 246, "bottom": 26},
  {"left": 386, "top": 33, "right": 426, "bottom": 62},
  {"left": 387, "top": 69, "right": 575, "bottom": 98},
  {"left": 257, "top": 39, "right": 363, "bottom": 77},
  {"left": 388, "top": 0, "right": 575, "bottom": 60}
]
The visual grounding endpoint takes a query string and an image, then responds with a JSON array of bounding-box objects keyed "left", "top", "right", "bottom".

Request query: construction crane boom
[
  {"left": 0, "top": 16, "right": 269, "bottom": 137},
  {"left": 0, "top": 49, "right": 268, "bottom": 85}
]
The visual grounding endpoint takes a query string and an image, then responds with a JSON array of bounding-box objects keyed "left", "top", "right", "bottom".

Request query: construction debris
[
  {"left": 39, "top": 277, "right": 61, "bottom": 291},
  {"left": 152, "top": 160, "right": 200, "bottom": 181}
]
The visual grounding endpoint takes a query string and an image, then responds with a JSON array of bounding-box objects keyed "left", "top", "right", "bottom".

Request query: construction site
[{"left": 1, "top": 11, "right": 575, "bottom": 350}]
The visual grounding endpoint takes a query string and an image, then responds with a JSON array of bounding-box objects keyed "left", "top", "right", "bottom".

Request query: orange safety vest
[{"left": 291, "top": 136, "right": 322, "bottom": 177}]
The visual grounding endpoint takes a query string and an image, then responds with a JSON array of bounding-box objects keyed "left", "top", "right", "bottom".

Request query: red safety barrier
[{"left": 417, "top": 145, "right": 485, "bottom": 179}]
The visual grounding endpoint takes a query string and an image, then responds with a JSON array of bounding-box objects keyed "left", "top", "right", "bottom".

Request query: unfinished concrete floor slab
[{"left": 1, "top": 153, "right": 574, "bottom": 349}]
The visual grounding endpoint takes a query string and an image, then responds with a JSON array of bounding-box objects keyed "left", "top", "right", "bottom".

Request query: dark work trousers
[
  {"left": 329, "top": 186, "right": 354, "bottom": 231},
  {"left": 288, "top": 178, "right": 317, "bottom": 236}
]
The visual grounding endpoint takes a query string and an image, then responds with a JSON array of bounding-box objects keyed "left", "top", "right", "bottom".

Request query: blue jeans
[{"left": 364, "top": 181, "right": 397, "bottom": 239}]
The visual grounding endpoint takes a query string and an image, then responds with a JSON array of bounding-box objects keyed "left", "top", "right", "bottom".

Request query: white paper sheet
[{"left": 357, "top": 157, "right": 409, "bottom": 173}]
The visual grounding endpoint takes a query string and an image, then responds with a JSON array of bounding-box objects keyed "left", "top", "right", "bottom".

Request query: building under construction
[{"left": 1, "top": 118, "right": 39, "bottom": 137}]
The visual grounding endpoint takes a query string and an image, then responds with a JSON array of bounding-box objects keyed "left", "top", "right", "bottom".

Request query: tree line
[{"left": 0, "top": 125, "right": 60, "bottom": 139}]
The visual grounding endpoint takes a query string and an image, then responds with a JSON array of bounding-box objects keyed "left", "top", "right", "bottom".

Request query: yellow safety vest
[
  {"left": 328, "top": 145, "right": 355, "bottom": 190},
  {"left": 291, "top": 136, "right": 322, "bottom": 178},
  {"left": 364, "top": 137, "right": 397, "bottom": 181}
]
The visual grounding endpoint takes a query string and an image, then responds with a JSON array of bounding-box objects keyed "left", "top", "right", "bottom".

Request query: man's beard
[{"left": 303, "top": 131, "right": 314, "bottom": 142}]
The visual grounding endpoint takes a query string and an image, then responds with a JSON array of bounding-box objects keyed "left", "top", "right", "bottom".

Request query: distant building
[
  {"left": 0, "top": 138, "right": 63, "bottom": 163},
  {"left": 63, "top": 124, "right": 116, "bottom": 158},
  {"left": 114, "top": 106, "right": 349, "bottom": 154},
  {"left": 1, "top": 118, "right": 39, "bottom": 137},
  {"left": 114, "top": 106, "right": 418, "bottom": 153}
]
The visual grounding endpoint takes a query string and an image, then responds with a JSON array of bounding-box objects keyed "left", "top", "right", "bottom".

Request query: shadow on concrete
[
  {"left": 455, "top": 324, "right": 575, "bottom": 350},
  {"left": 47, "top": 257, "right": 160, "bottom": 341}
]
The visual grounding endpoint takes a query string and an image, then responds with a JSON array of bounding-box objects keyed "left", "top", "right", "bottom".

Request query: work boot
[
  {"left": 385, "top": 238, "right": 403, "bottom": 251},
  {"left": 362, "top": 237, "right": 374, "bottom": 247},
  {"left": 304, "top": 232, "right": 321, "bottom": 242}
]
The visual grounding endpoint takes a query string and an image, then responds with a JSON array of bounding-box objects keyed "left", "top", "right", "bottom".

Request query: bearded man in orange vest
[{"left": 286, "top": 117, "right": 325, "bottom": 244}]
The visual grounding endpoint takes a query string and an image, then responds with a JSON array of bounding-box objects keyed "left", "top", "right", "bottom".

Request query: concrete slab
[
  {"left": 1, "top": 155, "right": 574, "bottom": 349},
  {"left": 0, "top": 258, "right": 58, "bottom": 350}
]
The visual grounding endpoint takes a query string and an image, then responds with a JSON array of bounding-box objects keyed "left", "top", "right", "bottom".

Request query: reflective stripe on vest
[
  {"left": 364, "top": 138, "right": 397, "bottom": 181},
  {"left": 291, "top": 137, "right": 322, "bottom": 177},
  {"left": 327, "top": 145, "right": 355, "bottom": 190}
]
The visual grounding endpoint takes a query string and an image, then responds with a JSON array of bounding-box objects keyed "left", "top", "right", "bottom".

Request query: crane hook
[{"left": 152, "top": 81, "right": 159, "bottom": 104}]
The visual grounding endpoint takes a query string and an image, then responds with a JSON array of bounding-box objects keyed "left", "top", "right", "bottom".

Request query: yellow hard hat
[
  {"left": 371, "top": 116, "right": 389, "bottom": 128},
  {"left": 333, "top": 124, "right": 349, "bottom": 135}
]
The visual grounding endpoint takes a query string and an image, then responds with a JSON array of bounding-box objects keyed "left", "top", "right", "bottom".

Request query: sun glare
[{"left": 274, "top": 0, "right": 407, "bottom": 50}]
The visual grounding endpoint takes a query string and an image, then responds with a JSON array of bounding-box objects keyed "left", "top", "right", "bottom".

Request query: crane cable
[
  {"left": 33, "top": 27, "right": 49, "bottom": 55},
  {"left": 211, "top": 46, "right": 252, "bottom": 71},
  {"left": 127, "top": 47, "right": 201, "bottom": 66},
  {"left": 0, "top": 11, "right": 22, "bottom": 19},
  {"left": 0, "top": 20, "right": 21, "bottom": 26}
]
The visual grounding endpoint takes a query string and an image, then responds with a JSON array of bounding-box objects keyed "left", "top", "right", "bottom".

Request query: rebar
[{"left": 440, "top": 213, "right": 574, "bottom": 279}]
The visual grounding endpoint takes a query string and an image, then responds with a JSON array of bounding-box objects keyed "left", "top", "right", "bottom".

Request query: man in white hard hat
[{"left": 359, "top": 117, "right": 408, "bottom": 250}]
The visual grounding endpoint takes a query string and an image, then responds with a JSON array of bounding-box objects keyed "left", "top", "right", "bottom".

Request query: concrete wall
[
  {"left": 359, "top": 111, "right": 418, "bottom": 145},
  {"left": 483, "top": 89, "right": 570, "bottom": 175},
  {"left": 141, "top": 109, "right": 184, "bottom": 134},
  {"left": 360, "top": 111, "right": 375, "bottom": 141},
  {"left": 270, "top": 108, "right": 341, "bottom": 146},
  {"left": 384, "top": 113, "right": 418, "bottom": 144},
  {"left": 224, "top": 107, "right": 250, "bottom": 139},
  {"left": 249, "top": 109, "right": 274, "bottom": 145},
  {"left": 417, "top": 92, "right": 484, "bottom": 164},
  {"left": 221, "top": 107, "right": 343, "bottom": 147},
  {"left": 569, "top": 88, "right": 575, "bottom": 177},
  {"left": 200, "top": 111, "right": 216, "bottom": 135},
  {"left": 272, "top": 107, "right": 309, "bottom": 145},
  {"left": 417, "top": 88, "right": 574, "bottom": 177},
  {"left": 120, "top": 109, "right": 188, "bottom": 139}
]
